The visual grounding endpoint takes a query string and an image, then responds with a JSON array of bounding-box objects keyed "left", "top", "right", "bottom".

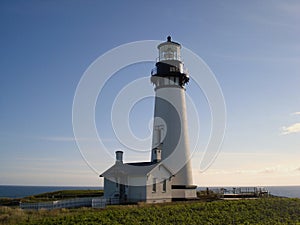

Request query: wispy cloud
[
  {"left": 40, "top": 136, "right": 77, "bottom": 142},
  {"left": 281, "top": 123, "right": 300, "bottom": 135},
  {"left": 280, "top": 112, "right": 300, "bottom": 135},
  {"left": 247, "top": 14, "right": 298, "bottom": 30},
  {"left": 39, "top": 136, "right": 99, "bottom": 142},
  {"left": 38, "top": 136, "right": 117, "bottom": 143},
  {"left": 244, "top": 2, "right": 300, "bottom": 30},
  {"left": 200, "top": 165, "right": 299, "bottom": 176},
  {"left": 213, "top": 53, "right": 300, "bottom": 64},
  {"left": 277, "top": 2, "right": 300, "bottom": 17},
  {"left": 260, "top": 167, "right": 277, "bottom": 174}
]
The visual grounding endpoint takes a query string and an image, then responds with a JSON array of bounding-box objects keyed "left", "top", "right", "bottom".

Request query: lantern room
[
  {"left": 151, "top": 36, "right": 189, "bottom": 88},
  {"left": 158, "top": 36, "right": 181, "bottom": 61}
]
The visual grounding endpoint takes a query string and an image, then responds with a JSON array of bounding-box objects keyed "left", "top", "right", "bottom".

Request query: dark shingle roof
[{"left": 100, "top": 162, "right": 159, "bottom": 177}]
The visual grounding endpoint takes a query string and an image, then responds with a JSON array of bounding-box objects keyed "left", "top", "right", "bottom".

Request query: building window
[
  {"left": 115, "top": 178, "right": 119, "bottom": 188},
  {"left": 154, "top": 125, "right": 164, "bottom": 145},
  {"left": 162, "top": 179, "right": 167, "bottom": 192},
  {"left": 152, "top": 178, "right": 157, "bottom": 192}
]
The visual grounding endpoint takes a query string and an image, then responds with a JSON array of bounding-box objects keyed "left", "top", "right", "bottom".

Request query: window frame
[{"left": 152, "top": 178, "right": 157, "bottom": 193}]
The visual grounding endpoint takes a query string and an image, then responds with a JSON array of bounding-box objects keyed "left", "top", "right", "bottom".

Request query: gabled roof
[{"left": 100, "top": 161, "right": 174, "bottom": 178}]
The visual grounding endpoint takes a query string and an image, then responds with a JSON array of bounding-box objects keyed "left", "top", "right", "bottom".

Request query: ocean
[
  {"left": 0, "top": 186, "right": 102, "bottom": 198},
  {"left": 0, "top": 185, "right": 299, "bottom": 199},
  {"left": 267, "top": 186, "right": 300, "bottom": 198}
]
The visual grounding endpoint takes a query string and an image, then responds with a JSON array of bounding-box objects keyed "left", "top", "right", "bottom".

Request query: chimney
[{"left": 115, "top": 151, "right": 123, "bottom": 163}]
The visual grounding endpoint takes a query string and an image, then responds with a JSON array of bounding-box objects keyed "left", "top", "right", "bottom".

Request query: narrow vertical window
[
  {"left": 152, "top": 178, "right": 157, "bottom": 192},
  {"left": 162, "top": 179, "right": 167, "bottom": 192},
  {"left": 175, "top": 77, "right": 178, "bottom": 85}
]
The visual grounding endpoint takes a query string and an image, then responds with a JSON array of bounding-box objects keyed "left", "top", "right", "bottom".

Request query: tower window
[
  {"left": 175, "top": 77, "right": 178, "bottom": 84},
  {"left": 155, "top": 125, "right": 164, "bottom": 145}
]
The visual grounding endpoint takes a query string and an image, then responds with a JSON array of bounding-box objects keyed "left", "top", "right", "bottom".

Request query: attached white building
[{"left": 100, "top": 151, "right": 174, "bottom": 203}]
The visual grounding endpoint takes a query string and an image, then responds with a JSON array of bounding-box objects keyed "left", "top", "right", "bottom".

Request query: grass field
[
  {"left": 1, "top": 198, "right": 300, "bottom": 224},
  {"left": 0, "top": 190, "right": 104, "bottom": 206}
]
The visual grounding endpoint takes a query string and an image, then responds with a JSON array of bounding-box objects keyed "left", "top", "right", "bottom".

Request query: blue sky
[{"left": 0, "top": 0, "right": 299, "bottom": 186}]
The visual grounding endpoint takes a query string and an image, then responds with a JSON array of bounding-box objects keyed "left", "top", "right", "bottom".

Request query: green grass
[
  {"left": 23, "top": 189, "right": 104, "bottom": 202},
  {"left": 1, "top": 198, "right": 300, "bottom": 224},
  {"left": 0, "top": 190, "right": 104, "bottom": 205}
]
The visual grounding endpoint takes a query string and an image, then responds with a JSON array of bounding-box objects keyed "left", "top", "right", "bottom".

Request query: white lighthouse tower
[{"left": 151, "top": 36, "right": 197, "bottom": 199}]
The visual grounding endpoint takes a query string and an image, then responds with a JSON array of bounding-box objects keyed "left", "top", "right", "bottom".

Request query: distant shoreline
[
  {"left": 1, "top": 185, "right": 299, "bottom": 199},
  {"left": 0, "top": 186, "right": 102, "bottom": 199}
]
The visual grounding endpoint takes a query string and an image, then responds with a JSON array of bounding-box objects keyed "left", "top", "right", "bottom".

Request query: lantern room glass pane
[{"left": 159, "top": 44, "right": 181, "bottom": 61}]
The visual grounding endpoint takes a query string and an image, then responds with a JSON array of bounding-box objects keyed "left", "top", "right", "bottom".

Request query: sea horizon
[
  {"left": 0, "top": 185, "right": 299, "bottom": 199},
  {"left": 0, "top": 185, "right": 103, "bottom": 199}
]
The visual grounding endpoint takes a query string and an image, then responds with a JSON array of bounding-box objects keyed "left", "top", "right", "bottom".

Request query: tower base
[{"left": 171, "top": 185, "right": 197, "bottom": 200}]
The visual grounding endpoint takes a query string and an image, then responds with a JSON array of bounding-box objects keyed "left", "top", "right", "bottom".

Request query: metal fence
[
  {"left": 92, "top": 198, "right": 107, "bottom": 208},
  {"left": 20, "top": 197, "right": 106, "bottom": 210}
]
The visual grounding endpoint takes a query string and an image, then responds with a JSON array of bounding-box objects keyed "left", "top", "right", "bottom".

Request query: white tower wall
[
  {"left": 152, "top": 86, "right": 193, "bottom": 186},
  {"left": 150, "top": 36, "right": 197, "bottom": 199}
]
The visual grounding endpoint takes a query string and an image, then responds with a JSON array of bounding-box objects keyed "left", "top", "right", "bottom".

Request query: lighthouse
[
  {"left": 101, "top": 37, "right": 197, "bottom": 203},
  {"left": 150, "top": 36, "right": 197, "bottom": 199}
]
